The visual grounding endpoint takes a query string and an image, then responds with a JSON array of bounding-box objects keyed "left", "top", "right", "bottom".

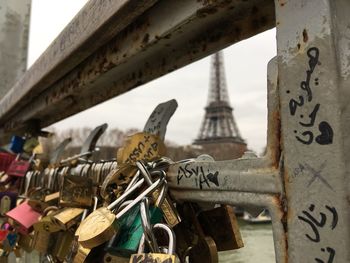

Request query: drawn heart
[
  {"left": 315, "top": 121, "right": 333, "bottom": 145},
  {"left": 207, "top": 171, "right": 219, "bottom": 186}
]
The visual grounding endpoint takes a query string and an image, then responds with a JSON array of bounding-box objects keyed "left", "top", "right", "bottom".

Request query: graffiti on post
[
  {"left": 177, "top": 163, "right": 219, "bottom": 189},
  {"left": 287, "top": 47, "right": 334, "bottom": 145},
  {"left": 298, "top": 204, "right": 338, "bottom": 262}
]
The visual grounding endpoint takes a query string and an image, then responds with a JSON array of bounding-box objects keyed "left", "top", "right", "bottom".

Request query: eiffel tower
[{"left": 194, "top": 51, "right": 247, "bottom": 160}]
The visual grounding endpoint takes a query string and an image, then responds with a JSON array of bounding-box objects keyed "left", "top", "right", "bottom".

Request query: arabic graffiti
[
  {"left": 298, "top": 204, "right": 338, "bottom": 262},
  {"left": 315, "top": 247, "right": 335, "bottom": 263},
  {"left": 177, "top": 163, "right": 219, "bottom": 189},
  {"left": 287, "top": 47, "right": 334, "bottom": 145}
]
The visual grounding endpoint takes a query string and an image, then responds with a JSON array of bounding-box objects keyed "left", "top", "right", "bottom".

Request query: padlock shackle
[
  {"left": 116, "top": 178, "right": 164, "bottom": 219},
  {"left": 107, "top": 177, "right": 145, "bottom": 210},
  {"left": 136, "top": 161, "right": 152, "bottom": 186},
  {"left": 137, "top": 223, "right": 176, "bottom": 255},
  {"left": 153, "top": 223, "right": 176, "bottom": 255},
  {"left": 140, "top": 197, "right": 159, "bottom": 253}
]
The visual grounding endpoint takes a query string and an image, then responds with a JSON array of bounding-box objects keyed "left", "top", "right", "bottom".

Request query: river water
[
  {"left": 10, "top": 220, "right": 276, "bottom": 263},
  {"left": 219, "top": 220, "right": 275, "bottom": 263}
]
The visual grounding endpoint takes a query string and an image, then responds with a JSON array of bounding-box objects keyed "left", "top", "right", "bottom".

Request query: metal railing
[{"left": 0, "top": 0, "right": 349, "bottom": 262}]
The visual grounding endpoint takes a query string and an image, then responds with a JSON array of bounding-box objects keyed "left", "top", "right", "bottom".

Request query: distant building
[{"left": 193, "top": 51, "right": 247, "bottom": 160}]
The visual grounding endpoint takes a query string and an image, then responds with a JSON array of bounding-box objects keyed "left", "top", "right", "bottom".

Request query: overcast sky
[{"left": 28, "top": 0, "right": 276, "bottom": 154}]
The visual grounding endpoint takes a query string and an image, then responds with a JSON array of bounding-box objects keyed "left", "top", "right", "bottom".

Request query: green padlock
[{"left": 106, "top": 184, "right": 167, "bottom": 256}]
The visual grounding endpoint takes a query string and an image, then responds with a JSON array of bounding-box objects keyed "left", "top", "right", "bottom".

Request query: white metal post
[{"left": 276, "top": 0, "right": 350, "bottom": 262}]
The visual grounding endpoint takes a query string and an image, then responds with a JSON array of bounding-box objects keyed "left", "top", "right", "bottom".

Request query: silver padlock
[{"left": 129, "top": 223, "right": 176, "bottom": 262}]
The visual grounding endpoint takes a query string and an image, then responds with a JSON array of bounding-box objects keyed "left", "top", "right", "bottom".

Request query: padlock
[
  {"left": 32, "top": 206, "right": 59, "bottom": 253},
  {"left": 0, "top": 223, "right": 11, "bottom": 245},
  {"left": 0, "top": 153, "right": 16, "bottom": 173},
  {"left": 9, "top": 136, "right": 25, "bottom": 154},
  {"left": 0, "top": 192, "right": 17, "bottom": 216},
  {"left": 100, "top": 164, "right": 138, "bottom": 202},
  {"left": 136, "top": 161, "right": 181, "bottom": 227},
  {"left": 77, "top": 177, "right": 164, "bottom": 249},
  {"left": 129, "top": 223, "right": 176, "bottom": 263},
  {"left": 110, "top": 184, "right": 167, "bottom": 256},
  {"left": 47, "top": 207, "right": 85, "bottom": 232},
  {"left": 182, "top": 203, "right": 218, "bottom": 263},
  {"left": 60, "top": 175, "right": 93, "bottom": 208},
  {"left": 0, "top": 230, "right": 8, "bottom": 243},
  {"left": 104, "top": 200, "right": 141, "bottom": 256},
  {"left": 6, "top": 159, "right": 30, "bottom": 178},
  {"left": 6, "top": 201, "right": 41, "bottom": 235},
  {"left": 17, "top": 232, "right": 34, "bottom": 253},
  {"left": 73, "top": 245, "right": 91, "bottom": 263},
  {"left": 51, "top": 229, "right": 75, "bottom": 261},
  {"left": 69, "top": 197, "right": 99, "bottom": 263},
  {"left": 117, "top": 132, "right": 167, "bottom": 165},
  {"left": 198, "top": 205, "right": 244, "bottom": 251},
  {"left": 13, "top": 246, "right": 21, "bottom": 258},
  {"left": 0, "top": 248, "right": 9, "bottom": 263},
  {"left": 27, "top": 191, "right": 59, "bottom": 212},
  {"left": 27, "top": 187, "right": 50, "bottom": 201},
  {"left": 22, "top": 137, "right": 39, "bottom": 154},
  {"left": 2, "top": 232, "right": 18, "bottom": 253}
]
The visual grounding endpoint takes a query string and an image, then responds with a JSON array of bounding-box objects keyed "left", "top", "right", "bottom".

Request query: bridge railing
[{"left": 1, "top": 1, "right": 350, "bottom": 262}]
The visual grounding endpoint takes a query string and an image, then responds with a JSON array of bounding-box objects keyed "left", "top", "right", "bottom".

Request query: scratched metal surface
[
  {"left": 276, "top": 0, "right": 350, "bottom": 262},
  {"left": 0, "top": 0, "right": 31, "bottom": 98}
]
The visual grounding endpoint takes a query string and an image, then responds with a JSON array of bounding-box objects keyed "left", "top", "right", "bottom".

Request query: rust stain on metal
[
  {"left": 196, "top": 0, "right": 234, "bottom": 18},
  {"left": 196, "top": 6, "right": 218, "bottom": 17},
  {"left": 302, "top": 29, "right": 308, "bottom": 43},
  {"left": 278, "top": 0, "right": 287, "bottom": 7},
  {"left": 270, "top": 108, "right": 281, "bottom": 169},
  {"left": 272, "top": 194, "right": 289, "bottom": 263}
]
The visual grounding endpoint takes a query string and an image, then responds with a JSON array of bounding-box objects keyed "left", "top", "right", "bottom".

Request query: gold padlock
[
  {"left": 32, "top": 206, "right": 59, "bottom": 253},
  {"left": 117, "top": 132, "right": 166, "bottom": 164},
  {"left": 51, "top": 229, "right": 75, "bottom": 261},
  {"left": 60, "top": 175, "right": 93, "bottom": 208},
  {"left": 77, "top": 178, "right": 163, "bottom": 249},
  {"left": 17, "top": 232, "right": 34, "bottom": 253},
  {"left": 198, "top": 205, "right": 244, "bottom": 251},
  {"left": 0, "top": 251, "right": 8, "bottom": 263},
  {"left": 71, "top": 197, "right": 99, "bottom": 263},
  {"left": 51, "top": 207, "right": 85, "bottom": 231},
  {"left": 13, "top": 246, "right": 21, "bottom": 258},
  {"left": 28, "top": 191, "right": 59, "bottom": 212},
  {"left": 100, "top": 164, "right": 138, "bottom": 201},
  {"left": 73, "top": 244, "right": 91, "bottom": 263}
]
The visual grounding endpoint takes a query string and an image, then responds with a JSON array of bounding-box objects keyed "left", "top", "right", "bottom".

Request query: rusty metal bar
[
  {"left": 0, "top": 0, "right": 275, "bottom": 143},
  {"left": 0, "top": 0, "right": 158, "bottom": 128}
]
